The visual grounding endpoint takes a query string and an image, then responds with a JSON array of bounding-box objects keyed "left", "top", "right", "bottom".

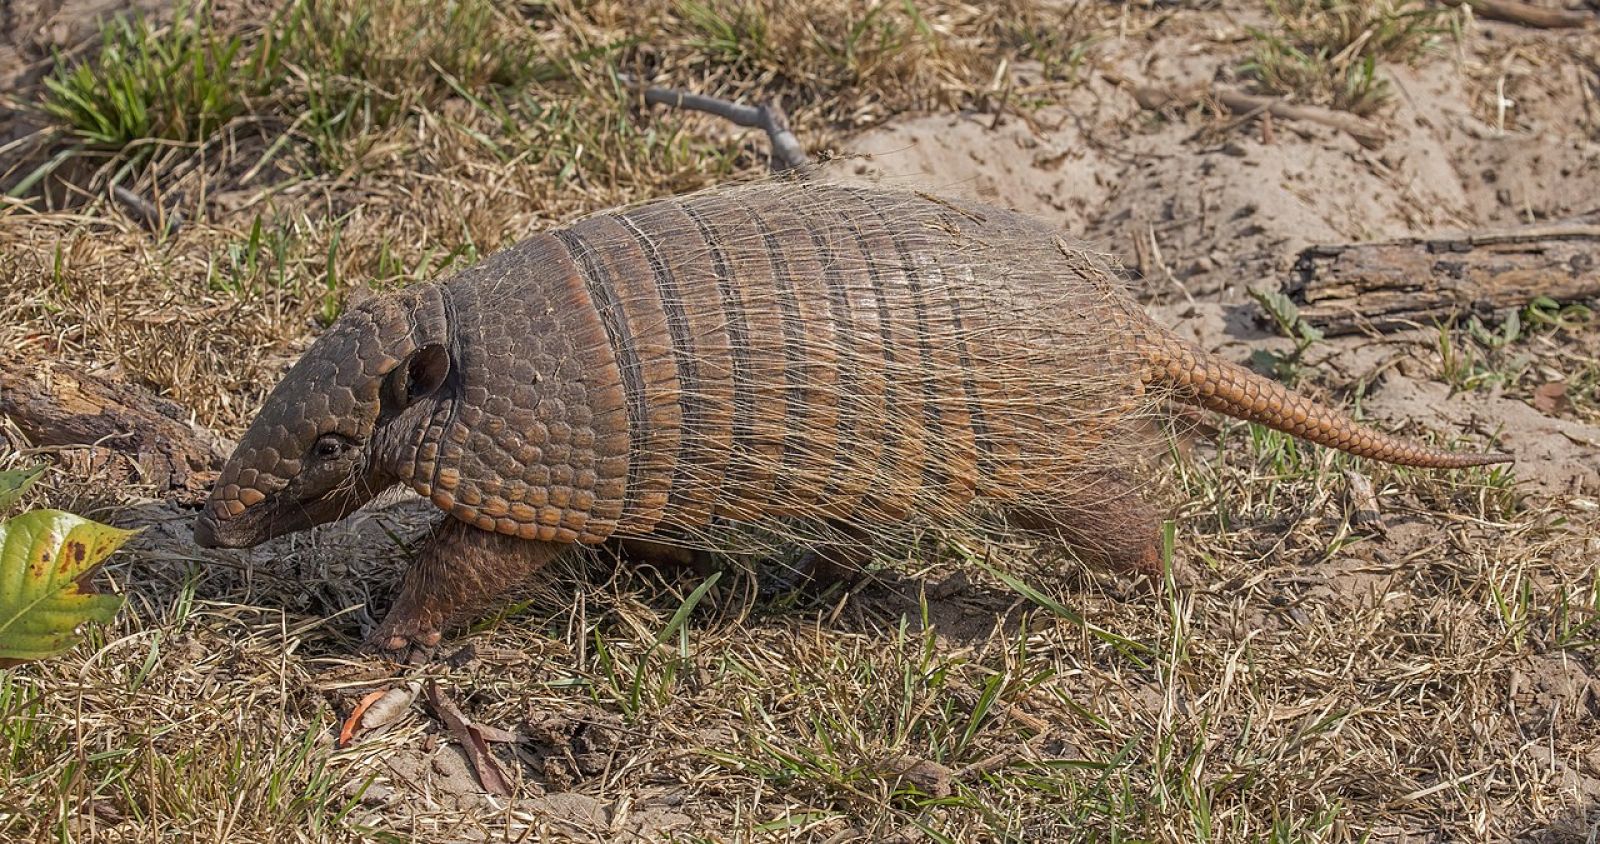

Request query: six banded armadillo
[{"left": 192, "top": 182, "right": 1510, "bottom": 659}]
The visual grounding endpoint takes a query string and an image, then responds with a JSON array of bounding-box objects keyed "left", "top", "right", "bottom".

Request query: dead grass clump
[
  {"left": 270, "top": 0, "right": 558, "bottom": 166},
  {"left": 19, "top": 0, "right": 1095, "bottom": 209},
  {"left": 0, "top": 592, "right": 381, "bottom": 842},
  {"left": 0, "top": 212, "right": 334, "bottom": 432},
  {"left": 279, "top": 0, "right": 547, "bottom": 95},
  {"left": 1242, "top": 0, "right": 1459, "bottom": 115},
  {"left": 590, "top": 0, "right": 1101, "bottom": 132}
]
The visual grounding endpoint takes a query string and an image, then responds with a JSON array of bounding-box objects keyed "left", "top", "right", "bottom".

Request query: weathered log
[
  {"left": 1440, "top": 0, "right": 1595, "bottom": 29},
  {"left": 1286, "top": 224, "right": 1600, "bottom": 335},
  {"left": 0, "top": 359, "right": 228, "bottom": 499}
]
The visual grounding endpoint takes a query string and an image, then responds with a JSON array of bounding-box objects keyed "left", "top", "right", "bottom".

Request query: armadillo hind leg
[
  {"left": 742, "top": 521, "right": 875, "bottom": 596},
  {"left": 1006, "top": 467, "right": 1163, "bottom": 578},
  {"left": 794, "top": 522, "right": 875, "bottom": 592},
  {"left": 365, "top": 518, "right": 568, "bottom": 663},
  {"left": 612, "top": 535, "right": 716, "bottom": 578}
]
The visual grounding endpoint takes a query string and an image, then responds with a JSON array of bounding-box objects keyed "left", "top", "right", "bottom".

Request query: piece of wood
[
  {"left": 0, "top": 359, "right": 227, "bottom": 498},
  {"left": 619, "top": 74, "right": 812, "bottom": 174},
  {"left": 1286, "top": 224, "right": 1600, "bottom": 335},
  {"left": 1440, "top": 0, "right": 1594, "bottom": 29}
]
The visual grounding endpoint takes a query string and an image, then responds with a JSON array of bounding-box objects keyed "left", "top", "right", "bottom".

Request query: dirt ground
[{"left": 1, "top": 1, "right": 1598, "bottom": 842}]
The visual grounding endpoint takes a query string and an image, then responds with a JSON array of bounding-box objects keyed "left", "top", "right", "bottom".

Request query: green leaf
[
  {"left": 1249, "top": 287, "right": 1302, "bottom": 338},
  {"left": 0, "top": 465, "right": 48, "bottom": 514},
  {"left": 649, "top": 570, "right": 722, "bottom": 650},
  {"left": 1502, "top": 308, "right": 1521, "bottom": 344},
  {"left": 0, "top": 509, "right": 133, "bottom": 667}
]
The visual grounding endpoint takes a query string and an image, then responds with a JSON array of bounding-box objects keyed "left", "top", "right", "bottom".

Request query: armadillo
[{"left": 191, "top": 182, "right": 1510, "bottom": 658}]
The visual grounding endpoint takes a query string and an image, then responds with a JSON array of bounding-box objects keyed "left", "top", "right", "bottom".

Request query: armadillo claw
[{"left": 363, "top": 617, "right": 444, "bottom": 665}]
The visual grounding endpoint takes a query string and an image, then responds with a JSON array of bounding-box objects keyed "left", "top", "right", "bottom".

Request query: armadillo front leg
[{"left": 366, "top": 517, "right": 567, "bottom": 662}]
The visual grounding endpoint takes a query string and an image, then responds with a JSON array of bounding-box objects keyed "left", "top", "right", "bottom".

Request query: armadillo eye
[{"left": 312, "top": 435, "right": 345, "bottom": 459}]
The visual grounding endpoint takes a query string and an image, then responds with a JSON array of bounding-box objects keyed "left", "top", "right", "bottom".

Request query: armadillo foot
[
  {"left": 362, "top": 516, "right": 565, "bottom": 662},
  {"left": 794, "top": 544, "right": 869, "bottom": 589},
  {"left": 364, "top": 618, "right": 443, "bottom": 665},
  {"left": 1009, "top": 467, "right": 1165, "bottom": 579},
  {"left": 763, "top": 522, "right": 873, "bottom": 596}
]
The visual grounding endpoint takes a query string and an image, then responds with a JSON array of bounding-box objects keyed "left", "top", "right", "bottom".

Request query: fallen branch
[
  {"left": 0, "top": 359, "right": 227, "bottom": 499},
  {"left": 619, "top": 74, "right": 812, "bottom": 174},
  {"left": 1441, "top": 0, "right": 1594, "bottom": 29},
  {"left": 1285, "top": 223, "right": 1600, "bottom": 335}
]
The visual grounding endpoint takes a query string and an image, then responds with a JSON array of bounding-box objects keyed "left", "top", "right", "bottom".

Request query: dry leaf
[
  {"left": 1343, "top": 470, "right": 1386, "bottom": 531},
  {"left": 1532, "top": 381, "right": 1571, "bottom": 415},
  {"left": 881, "top": 753, "right": 954, "bottom": 797},
  {"left": 426, "top": 680, "right": 514, "bottom": 797},
  {"left": 338, "top": 682, "right": 421, "bottom": 747},
  {"left": 339, "top": 691, "right": 387, "bottom": 748}
]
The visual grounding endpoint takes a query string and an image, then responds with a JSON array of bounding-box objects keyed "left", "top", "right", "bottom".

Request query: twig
[
  {"left": 111, "top": 184, "right": 182, "bottom": 235},
  {"left": 1212, "top": 89, "right": 1389, "bottom": 149},
  {"left": 618, "top": 74, "right": 812, "bottom": 174},
  {"left": 1120, "top": 79, "right": 1389, "bottom": 148},
  {"left": 1440, "top": 0, "right": 1594, "bottom": 29}
]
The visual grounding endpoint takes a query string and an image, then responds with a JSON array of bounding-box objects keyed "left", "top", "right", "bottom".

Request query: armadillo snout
[
  {"left": 193, "top": 513, "right": 221, "bottom": 548},
  {"left": 192, "top": 501, "right": 261, "bottom": 549}
]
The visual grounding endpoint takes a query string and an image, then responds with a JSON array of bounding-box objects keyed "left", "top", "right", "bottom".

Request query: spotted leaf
[{"left": 0, "top": 510, "right": 132, "bottom": 667}]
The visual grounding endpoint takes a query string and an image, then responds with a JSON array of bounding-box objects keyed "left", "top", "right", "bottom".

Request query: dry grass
[
  {"left": 1, "top": 0, "right": 1598, "bottom": 841},
  {"left": 1241, "top": 0, "right": 1460, "bottom": 115}
]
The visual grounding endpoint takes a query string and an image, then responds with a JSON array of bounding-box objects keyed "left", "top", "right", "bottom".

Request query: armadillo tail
[{"left": 1142, "top": 333, "right": 1513, "bottom": 469}]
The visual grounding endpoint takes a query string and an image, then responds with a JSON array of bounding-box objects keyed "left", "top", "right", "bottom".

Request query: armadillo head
[{"left": 193, "top": 296, "right": 449, "bottom": 548}]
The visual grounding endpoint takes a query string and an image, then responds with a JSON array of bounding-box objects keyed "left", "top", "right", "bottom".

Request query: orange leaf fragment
[{"left": 340, "top": 690, "right": 388, "bottom": 747}]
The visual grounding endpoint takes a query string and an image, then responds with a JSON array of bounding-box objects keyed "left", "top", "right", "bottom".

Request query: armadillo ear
[
  {"left": 382, "top": 344, "right": 450, "bottom": 413},
  {"left": 406, "top": 344, "right": 450, "bottom": 398}
]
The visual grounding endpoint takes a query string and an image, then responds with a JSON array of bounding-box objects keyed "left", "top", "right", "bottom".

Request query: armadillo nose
[{"left": 193, "top": 514, "right": 221, "bottom": 548}]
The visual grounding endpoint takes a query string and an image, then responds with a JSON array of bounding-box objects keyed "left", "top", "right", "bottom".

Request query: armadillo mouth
[
  {"left": 195, "top": 483, "right": 380, "bottom": 549},
  {"left": 192, "top": 513, "right": 225, "bottom": 548},
  {"left": 192, "top": 509, "right": 268, "bottom": 549},
  {"left": 193, "top": 496, "right": 288, "bottom": 549}
]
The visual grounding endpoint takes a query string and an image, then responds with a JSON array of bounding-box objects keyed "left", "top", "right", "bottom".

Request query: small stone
[{"left": 880, "top": 753, "right": 954, "bottom": 798}]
